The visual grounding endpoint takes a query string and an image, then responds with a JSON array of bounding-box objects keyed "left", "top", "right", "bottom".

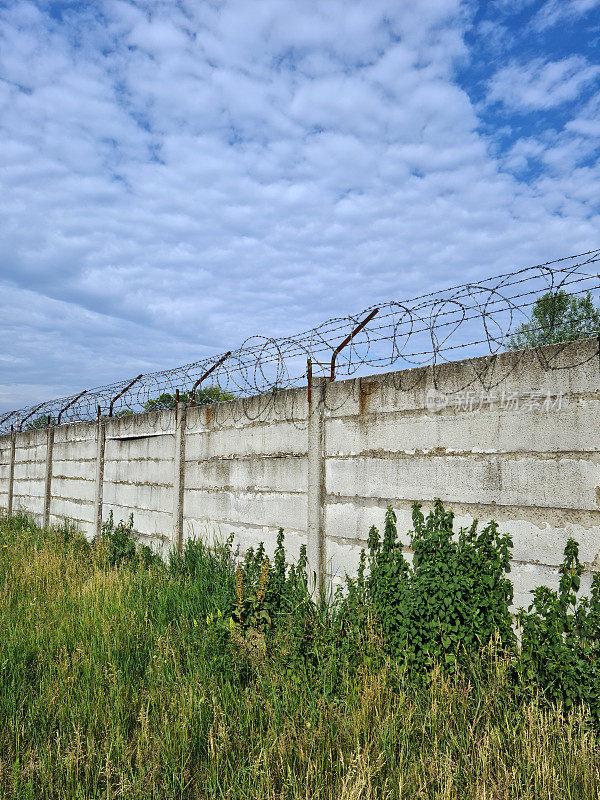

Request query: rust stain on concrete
[{"left": 359, "top": 380, "right": 377, "bottom": 415}]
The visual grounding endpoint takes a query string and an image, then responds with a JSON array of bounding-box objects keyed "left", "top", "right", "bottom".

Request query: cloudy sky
[{"left": 1, "top": 0, "right": 599, "bottom": 412}]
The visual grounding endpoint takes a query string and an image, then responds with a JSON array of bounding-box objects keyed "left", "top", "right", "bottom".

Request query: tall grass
[{"left": 0, "top": 513, "right": 599, "bottom": 799}]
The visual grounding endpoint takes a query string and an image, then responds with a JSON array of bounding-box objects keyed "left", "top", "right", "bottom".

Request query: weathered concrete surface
[
  {"left": 182, "top": 397, "right": 308, "bottom": 561},
  {"left": 102, "top": 411, "right": 175, "bottom": 545},
  {"left": 307, "top": 376, "right": 326, "bottom": 594},
  {"left": 0, "top": 434, "right": 10, "bottom": 512},
  {"left": 172, "top": 403, "right": 187, "bottom": 552},
  {"left": 11, "top": 428, "right": 46, "bottom": 519},
  {"left": 0, "top": 338, "right": 599, "bottom": 610},
  {"left": 47, "top": 421, "right": 97, "bottom": 536},
  {"left": 322, "top": 339, "right": 600, "bottom": 607},
  {"left": 43, "top": 427, "right": 54, "bottom": 529}
]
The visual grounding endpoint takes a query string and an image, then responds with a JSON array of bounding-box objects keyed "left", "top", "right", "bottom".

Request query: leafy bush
[
  {"left": 345, "top": 500, "right": 515, "bottom": 672},
  {"left": 232, "top": 529, "right": 311, "bottom": 633},
  {"left": 55, "top": 502, "right": 600, "bottom": 723},
  {"left": 518, "top": 538, "right": 600, "bottom": 718},
  {"left": 94, "top": 511, "right": 159, "bottom": 569}
]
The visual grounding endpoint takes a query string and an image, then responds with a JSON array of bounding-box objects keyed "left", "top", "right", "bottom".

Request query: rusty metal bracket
[
  {"left": 330, "top": 308, "right": 379, "bottom": 381},
  {"left": 57, "top": 390, "right": 87, "bottom": 425},
  {"left": 190, "top": 352, "right": 231, "bottom": 406},
  {"left": 109, "top": 374, "right": 143, "bottom": 417},
  {"left": 307, "top": 358, "right": 312, "bottom": 405},
  {"left": 18, "top": 403, "right": 45, "bottom": 431}
]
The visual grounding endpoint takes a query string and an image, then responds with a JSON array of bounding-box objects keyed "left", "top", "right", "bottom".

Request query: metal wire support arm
[
  {"left": 18, "top": 403, "right": 44, "bottom": 431},
  {"left": 108, "top": 374, "right": 143, "bottom": 417},
  {"left": 0, "top": 411, "right": 17, "bottom": 427},
  {"left": 190, "top": 352, "right": 232, "bottom": 406},
  {"left": 330, "top": 308, "right": 380, "bottom": 381},
  {"left": 57, "top": 390, "right": 87, "bottom": 424}
]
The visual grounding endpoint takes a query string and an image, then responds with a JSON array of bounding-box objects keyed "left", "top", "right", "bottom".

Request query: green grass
[{"left": 0, "top": 513, "right": 599, "bottom": 799}]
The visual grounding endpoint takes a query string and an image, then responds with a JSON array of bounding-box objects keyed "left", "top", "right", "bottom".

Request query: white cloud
[
  {"left": 533, "top": 0, "right": 600, "bottom": 31},
  {"left": 501, "top": 89, "right": 600, "bottom": 177},
  {"left": 0, "top": 0, "right": 599, "bottom": 410},
  {"left": 487, "top": 56, "right": 600, "bottom": 111}
]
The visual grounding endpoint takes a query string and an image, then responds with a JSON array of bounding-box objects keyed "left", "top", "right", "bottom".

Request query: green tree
[
  {"left": 144, "top": 386, "right": 234, "bottom": 413},
  {"left": 508, "top": 290, "right": 600, "bottom": 350},
  {"left": 25, "top": 414, "right": 55, "bottom": 430}
]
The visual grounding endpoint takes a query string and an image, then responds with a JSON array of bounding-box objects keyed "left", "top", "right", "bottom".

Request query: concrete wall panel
[
  {"left": 326, "top": 399, "right": 600, "bottom": 457},
  {"left": 325, "top": 454, "right": 600, "bottom": 511},
  {"left": 182, "top": 516, "right": 307, "bottom": 563},
  {"left": 184, "top": 454, "right": 307, "bottom": 494},
  {"left": 184, "top": 487, "right": 306, "bottom": 531},
  {"left": 184, "top": 422, "right": 307, "bottom": 461},
  {"left": 1, "top": 338, "right": 599, "bottom": 610}
]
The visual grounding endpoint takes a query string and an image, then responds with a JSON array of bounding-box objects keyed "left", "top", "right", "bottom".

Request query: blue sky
[{"left": 1, "top": 0, "right": 599, "bottom": 411}]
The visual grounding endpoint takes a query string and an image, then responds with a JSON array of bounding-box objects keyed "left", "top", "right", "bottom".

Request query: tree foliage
[
  {"left": 143, "top": 386, "right": 235, "bottom": 412},
  {"left": 25, "top": 414, "right": 55, "bottom": 430},
  {"left": 508, "top": 290, "right": 600, "bottom": 350}
]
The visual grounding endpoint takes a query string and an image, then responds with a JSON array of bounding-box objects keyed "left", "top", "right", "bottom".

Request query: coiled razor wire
[{"left": 3, "top": 248, "right": 600, "bottom": 433}]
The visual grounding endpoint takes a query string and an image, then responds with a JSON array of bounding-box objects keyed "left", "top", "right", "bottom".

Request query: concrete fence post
[
  {"left": 307, "top": 376, "right": 326, "bottom": 594},
  {"left": 43, "top": 426, "right": 54, "bottom": 529},
  {"left": 172, "top": 402, "right": 187, "bottom": 553},
  {"left": 94, "top": 418, "right": 106, "bottom": 538},
  {"left": 7, "top": 430, "right": 16, "bottom": 517}
]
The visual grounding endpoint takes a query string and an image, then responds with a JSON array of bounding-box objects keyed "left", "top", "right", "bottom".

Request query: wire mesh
[{"left": 3, "top": 248, "right": 600, "bottom": 433}]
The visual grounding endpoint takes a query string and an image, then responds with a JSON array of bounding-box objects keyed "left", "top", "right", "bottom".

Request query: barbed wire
[{"left": 2, "top": 248, "right": 600, "bottom": 433}]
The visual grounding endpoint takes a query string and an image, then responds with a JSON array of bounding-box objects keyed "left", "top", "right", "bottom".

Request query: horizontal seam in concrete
[
  {"left": 184, "top": 418, "right": 307, "bottom": 435},
  {"left": 108, "top": 433, "right": 174, "bottom": 441},
  {"left": 324, "top": 391, "right": 600, "bottom": 422},
  {"left": 326, "top": 534, "right": 600, "bottom": 573},
  {"left": 53, "top": 438, "right": 96, "bottom": 443},
  {"left": 133, "top": 529, "right": 170, "bottom": 543},
  {"left": 184, "top": 486, "right": 306, "bottom": 496},
  {"left": 184, "top": 453, "right": 307, "bottom": 463},
  {"left": 103, "top": 501, "right": 172, "bottom": 516},
  {"left": 509, "top": 556, "right": 600, "bottom": 573},
  {"left": 50, "top": 496, "right": 94, "bottom": 506},
  {"left": 183, "top": 515, "right": 308, "bottom": 535},
  {"left": 102, "top": 457, "right": 173, "bottom": 464},
  {"left": 325, "top": 494, "right": 600, "bottom": 527},
  {"left": 325, "top": 450, "right": 600, "bottom": 462},
  {"left": 10, "top": 448, "right": 45, "bottom": 454},
  {"left": 48, "top": 515, "right": 92, "bottom": 525},
  {"left": 52, "top": 475, "right": 95, "bottom": 482},
  {"left": 52, "top": 457, "right": 96, "bottom": 463},
  {"left": 104, "top": 479, "right": 173, "bottom": 488}
]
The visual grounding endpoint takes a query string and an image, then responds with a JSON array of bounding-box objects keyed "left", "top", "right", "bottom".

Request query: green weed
[{"left": 0, "top": 506, "right": 599, "bottom": 799}]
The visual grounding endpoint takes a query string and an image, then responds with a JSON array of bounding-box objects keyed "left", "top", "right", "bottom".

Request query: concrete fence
[{"left": 1, "top": 337, "right": 600, "bottom": 609}]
